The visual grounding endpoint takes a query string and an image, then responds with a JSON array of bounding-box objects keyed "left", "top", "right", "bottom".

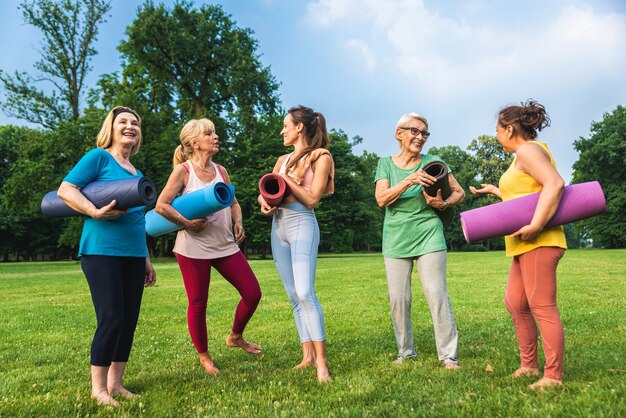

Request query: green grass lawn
[{"left": 0, "top": 250, "right": 624, "bottom": 417}]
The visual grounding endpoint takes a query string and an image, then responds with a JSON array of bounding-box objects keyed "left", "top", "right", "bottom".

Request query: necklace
[{"left": 190, "top": 159, "right": 214, "bottom": 175}]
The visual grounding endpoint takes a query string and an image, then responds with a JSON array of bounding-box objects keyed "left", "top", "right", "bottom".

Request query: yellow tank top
[{"left": 498, "top": 141, "right": 567, "bottom": 257}]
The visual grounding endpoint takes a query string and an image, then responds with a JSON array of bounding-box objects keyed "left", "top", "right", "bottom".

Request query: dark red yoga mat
[{"left": 259, "top": 173, "right": 292, "bottom": 207}]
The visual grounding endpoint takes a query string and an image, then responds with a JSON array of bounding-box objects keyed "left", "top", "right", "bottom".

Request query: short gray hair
[{"left": 395, "top": 112, "right": 428, "bottom": 131}]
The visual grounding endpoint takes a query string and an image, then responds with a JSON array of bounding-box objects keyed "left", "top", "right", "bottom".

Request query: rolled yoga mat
[
  {"left": 259, "top": 173, "right": 292, "bottom": 207},
  {"left": 422, "top": 161, "right": 454, "bottom": 229},
  {"left": 145, "top": 182, "right": 235, "bottom": 237},
  {"left": 41, "top": 176, "right": 157, "bottom": 218},
  {"left": 460, "top": 181, "right": 606, "bottom": 243}
]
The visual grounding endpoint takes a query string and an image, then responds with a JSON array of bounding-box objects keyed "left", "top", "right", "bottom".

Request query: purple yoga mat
[
  {"left": 259, "top": 173, "right": 292, "bottom": 207},
  {"left": 460, "top": 181, "right": 606, "bottom": 243}
]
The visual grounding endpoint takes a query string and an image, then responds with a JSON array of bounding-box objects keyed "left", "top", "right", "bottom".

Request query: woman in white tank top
[{"left": 156, "top": 119, "right": 262, "bottom": 375}]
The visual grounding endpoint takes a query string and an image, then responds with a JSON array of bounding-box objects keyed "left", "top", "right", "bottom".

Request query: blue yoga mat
[
  {"left": 145, "top": 182, "right": 235, "bottom": 237},
  {"left": 41, "top": 177, "right": 157, "bottom": 218}
]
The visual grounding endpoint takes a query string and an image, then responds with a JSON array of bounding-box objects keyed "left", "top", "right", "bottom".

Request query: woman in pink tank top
[
  {"left": 258, "top": 105, "right": 335, "bottom": 382},
  {"left": 156, "top": 119, "right": 262, "bottom": 375}
]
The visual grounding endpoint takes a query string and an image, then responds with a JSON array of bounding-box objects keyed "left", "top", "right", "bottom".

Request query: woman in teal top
[
  {"left": 375, "top": 112, "right": 465, "bottom": 367},
  {"left": 57, "top": 106, "right": 156, "bottom": 407}
]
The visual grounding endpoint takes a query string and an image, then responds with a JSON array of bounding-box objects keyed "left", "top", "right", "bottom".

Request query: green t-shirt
[{"left": 374, "top": 155, "right": 448, "bottom": 258}]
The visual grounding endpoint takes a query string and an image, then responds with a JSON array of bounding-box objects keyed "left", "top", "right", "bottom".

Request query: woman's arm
[
  {"left": 282, "top": 154, "right": 332, "bottom": 209},
  {"left": 510, "top": 143, "right": 564, "bottom": 241},
  {"left": 469, "top": 183, "right": 502, "bottom": 199},
  {"left": 57, "top": 181, "right": 127, "bottom": 219},
  {"left": 155, "top": 164, "right": 207, "bottom": 232},
  {"left": 219, "top": 165, "right": 245, "bottom": 244},
  {"left": 375, "top": 169, "right": 436, "bottom": 208}
]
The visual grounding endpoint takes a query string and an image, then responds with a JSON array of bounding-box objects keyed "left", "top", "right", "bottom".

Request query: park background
[
  {"left": 0, "top": 0, "right": 624, "bottom": 260},
  {"left": 0, "top": 1, "right": 624, "bottom": 416}
]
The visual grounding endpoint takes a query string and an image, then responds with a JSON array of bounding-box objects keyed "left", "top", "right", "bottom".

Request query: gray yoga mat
[
  {"left": 422, "top": 161, "right": 454, "bottom": 229},
  {"left": 41, "top": 177, "right": 157, "bottom": 217}
]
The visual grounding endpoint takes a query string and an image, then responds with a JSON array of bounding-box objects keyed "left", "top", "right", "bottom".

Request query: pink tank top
[
  {"left": 280, "top": 153, "right": 315, "bottom": 191},
  {"left": 172, "top": 161, "right": 239, "bottom": 259}
]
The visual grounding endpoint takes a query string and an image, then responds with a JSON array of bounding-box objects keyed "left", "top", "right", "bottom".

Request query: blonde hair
[
  {"left": 173, "top": 118, "right": 216, "bottom": 167},
  {"left": 96, "top": 106, "right": 143, "bottom": 155}
]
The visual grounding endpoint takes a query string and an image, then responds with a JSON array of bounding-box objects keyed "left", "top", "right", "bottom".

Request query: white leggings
[{"left": 272, "top": 202, "right": 325, "bottom": 342}]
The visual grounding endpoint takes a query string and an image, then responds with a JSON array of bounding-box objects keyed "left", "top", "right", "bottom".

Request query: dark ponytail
[
  {"left": 498, "top": 99, "right": 551, "bottom": 140},
  {"left": 285, "top": 105, "right": 330, "bottom": 172}
]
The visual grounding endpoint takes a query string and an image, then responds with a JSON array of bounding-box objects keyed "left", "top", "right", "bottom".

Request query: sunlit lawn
[{"left": 0, "top": 250, "right": 624, "bottom": 416}]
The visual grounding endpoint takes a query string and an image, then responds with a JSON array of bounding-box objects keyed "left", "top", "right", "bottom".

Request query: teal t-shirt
[
  {"left": 63, "top": 148, "right": 148, "bottom": 257},
  {"left": 374, "top": 155, "right": 448, "bottom": 258}
]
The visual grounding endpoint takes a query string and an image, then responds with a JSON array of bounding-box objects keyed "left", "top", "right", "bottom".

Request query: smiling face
[
  {"left": 112, "top": 112, "right": 141, "bottom": 148},
  {"left": 280, "top": 114, "right": 301, "bottom": 147},
  {"left": 495, "top": 123, "right": 514, "bottom": 152},
  {"left": 396, "top": 118, "right": 428, "bottom": 155}
]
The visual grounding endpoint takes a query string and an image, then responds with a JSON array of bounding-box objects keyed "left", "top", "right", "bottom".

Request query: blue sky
[{"left": 1, "top": 0, "right": 625, "bottom": 182}]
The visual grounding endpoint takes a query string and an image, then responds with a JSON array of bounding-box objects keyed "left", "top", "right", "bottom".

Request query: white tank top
[{"left": 172, "top": 161, "right": 239, "bottom": 259}]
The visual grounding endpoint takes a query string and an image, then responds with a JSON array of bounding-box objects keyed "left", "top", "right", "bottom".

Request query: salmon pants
[{"left": 504, "top": 246, "right": 565, "bottom": 380}]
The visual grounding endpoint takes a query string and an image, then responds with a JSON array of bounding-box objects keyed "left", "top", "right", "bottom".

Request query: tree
[
  {"left": 0, "top": 0, "right": 111, "bottom": 128},
  {"left": 572, "top": 105, "right": 626, "bottom": 248}
]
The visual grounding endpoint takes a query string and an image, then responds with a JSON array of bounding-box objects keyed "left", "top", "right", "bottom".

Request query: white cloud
[{"left": 346, "top": 38, "right": 377, "bottom": 70}]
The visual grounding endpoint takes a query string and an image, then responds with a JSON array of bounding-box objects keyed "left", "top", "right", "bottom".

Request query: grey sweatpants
[{"left": 384, "top": 250, "right": 458, "bottom": 364}]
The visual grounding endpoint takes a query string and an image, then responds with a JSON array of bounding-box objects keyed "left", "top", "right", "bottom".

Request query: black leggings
[{"left": 81, "top": 255, "right": 146, "bottom": 366}]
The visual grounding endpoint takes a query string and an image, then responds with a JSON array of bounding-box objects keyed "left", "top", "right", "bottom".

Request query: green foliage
[
  {"left": 0, "top": 0, "right": 110, "bottom": 127},
  {"left": 0, "top": 251, "right": 624, "bottom": 415},
  {"left": 467, "top": 134, "right": 513, "bottom": 187},
  {"left": 572, "top": 105, "right": 626, "bottom": 248}
]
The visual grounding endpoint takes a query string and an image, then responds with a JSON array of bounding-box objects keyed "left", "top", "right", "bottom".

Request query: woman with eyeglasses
[{"left": 374, "top": 112, "right": 465, "bottom": 368}]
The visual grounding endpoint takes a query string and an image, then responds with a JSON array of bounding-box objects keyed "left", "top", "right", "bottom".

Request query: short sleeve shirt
[
  {"left": 63, "top": 148, "right": 148, "bottom": 257},
  {"left": 374, "top": 155, "right": 448, "bottom": 258}
]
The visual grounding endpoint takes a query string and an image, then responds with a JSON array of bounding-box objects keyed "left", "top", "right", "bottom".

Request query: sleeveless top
[
  {"left": 499, "top": 141, "right": 567, "bottom": 257},
  {"left": 280, "top": 153, "right": 314, "bottom": 191},
  {"left": 172, "top": 161, "right": 239, "bottom": 259}
]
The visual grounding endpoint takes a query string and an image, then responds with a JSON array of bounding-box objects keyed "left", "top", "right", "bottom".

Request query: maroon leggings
[
  {"left": 176, "top": 251, "right": 261, "bottom": 353},
  {"left": 504, "top": 246, "right": 565, "bottom": 380}
]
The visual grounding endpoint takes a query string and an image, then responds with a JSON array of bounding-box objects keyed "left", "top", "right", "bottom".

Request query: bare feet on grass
[
  {"left": 529, "top": 376, "right": 563, "bottom": 390},
  {"left": 226, "top": 333, "right": 261, "bottom": 355},
  {"left": 316, "top": 360, "right": 331, "bottom": 382},
  {"left": 512, "top": 367, "right": 540, "bottom": 378},
  {"left": 444, "top": 362, "right": 461, "bottom": 370},
  {"left": 293, "top": 357, "right": 315, "bottom": 369},
  {"left": 108, "top": 385, "right": 138, "bottom": 399},
  {"left": 199, "top": 353, "right": 220, "bottom": 375},
  {"left": 92, "top": 390, "right": 120, "bottom": 407}
]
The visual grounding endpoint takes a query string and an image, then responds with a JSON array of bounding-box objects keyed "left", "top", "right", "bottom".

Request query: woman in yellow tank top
[{"left": 470, "top": 100, "right": 567, "bottom": 390}]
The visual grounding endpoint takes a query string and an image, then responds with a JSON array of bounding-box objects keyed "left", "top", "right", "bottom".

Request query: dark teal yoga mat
[
  {"left": 145, "top": 182, "right": 235, "bottom": 237},
  {"left": 41, "top": 177, "right": 157, "bottom": 218}
]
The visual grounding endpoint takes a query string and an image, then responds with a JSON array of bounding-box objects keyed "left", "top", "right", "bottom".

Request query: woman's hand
[
  {"left": 145, "top": 258, "right": 157, "bottom": 287},
  {"left": 510, "top": 224, "right": 542, "bottom": 241},
  {"left": 423, "top": 189, "right": 448, "bottom": 210},
  {"left": 92, "top": 199, "right": 127, "bottom": 220},
  {"left": 183, "top": 218, "right": 207, "bottom": 232},
  {"left": 258, "top": 194, "right": 278, "bottom": 216},
  {"left": 405, "top": 169, "right": 436, "bottom": 187},
  {"left": 469, "top": 183, "right": 501, "bottom": 199},
  {"left": 234, "top": 222, "right": 245, "bottom": 244}
]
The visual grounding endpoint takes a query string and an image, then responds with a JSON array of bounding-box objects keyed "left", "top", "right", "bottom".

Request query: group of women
[{"left": 57, "top": 100, "right": 567, "bottom": 406}]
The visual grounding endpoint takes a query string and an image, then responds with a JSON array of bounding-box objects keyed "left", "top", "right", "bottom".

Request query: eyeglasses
[{"left": 399, "top": 127, "right": 430, "bottom": 139}]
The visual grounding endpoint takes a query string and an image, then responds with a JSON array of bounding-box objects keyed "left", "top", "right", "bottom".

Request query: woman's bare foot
[
  {"left": 199, "top": 353, "right": 220, "bottom": 375},
  {"left": 91, "top": 390, "right": 120, "bottom": 407},
  {"left": 512, "top": 367, "right": 540, "bottom": 378},
  {"left": 529, "top": 376, "right": 563, "bottom": 390},
  {"left": 293, "top": 358, "right": 315, "bottom": 369},
  {"left": 226, "top": 334, "right": 261, "bottom": 355},
  {"left": 444, "top": 362, "right": 461, "bottom": 370},
  {"left": 316, "top": 359, "right": 331, "bottom": 382},
  {"left": 108, "top": 386, "right": 137, "bottom": 399}
]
